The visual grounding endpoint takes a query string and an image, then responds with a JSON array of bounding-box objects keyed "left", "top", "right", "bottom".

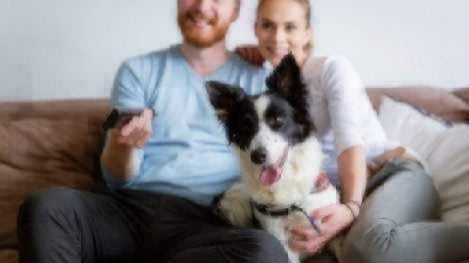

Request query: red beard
[{"left": 177, "top": 10, "right": 231, "bottom": 48}]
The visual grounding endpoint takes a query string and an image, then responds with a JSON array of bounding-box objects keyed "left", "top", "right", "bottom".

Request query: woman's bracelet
[
  {"left": 343, "top": 200, "right": 361, "bottom": 220},
  {"left": 345, "top": 200, "right": 361, "bottom": 210},
  {"left": 343, "top": 203, "right": 357, "bottom": 220}
]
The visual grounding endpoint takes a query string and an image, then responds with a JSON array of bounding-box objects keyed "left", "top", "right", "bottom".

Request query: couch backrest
[
  {"left": 0, "top": 99, "right": 109, "bottom": 123},
  {"left": 366, "top": 87, "right": 469, "bottom": 123},
  {"left": 1, "top": 88, "right": 468, "bottom": 123}
]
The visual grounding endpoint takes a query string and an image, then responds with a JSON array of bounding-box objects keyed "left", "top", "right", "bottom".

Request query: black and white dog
[{"left": 206, "top": 54, "right": 341, "bottom": 263}]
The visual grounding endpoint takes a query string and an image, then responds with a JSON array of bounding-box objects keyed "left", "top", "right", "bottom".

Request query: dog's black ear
[
  {"left": 266, "top": 53, "right": 303, "bottom": 97},
  {"left": 266, "top": 54, "right": 315, "bottom": 136},
  {"left": 206, "top": 81, "right": 246, "bottom": 123}
]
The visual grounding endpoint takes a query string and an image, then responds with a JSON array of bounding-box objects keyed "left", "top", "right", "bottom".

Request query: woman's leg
[{"left": 342, "top": 158, "right": 469, "bottom": 263}]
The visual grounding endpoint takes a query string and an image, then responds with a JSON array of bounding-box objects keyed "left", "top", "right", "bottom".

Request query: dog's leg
[{"left": 216, "top": 183, "right": 253, "bottom": 227}]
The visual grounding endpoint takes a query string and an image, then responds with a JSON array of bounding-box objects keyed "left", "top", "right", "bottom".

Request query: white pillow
[
  {"left": 378, "top": 96, "right": 447, "bottom": 159},
  {"left": 378, "top": 96, "right": 469, "bottom": 223},
  {"left": 426, "top": 124, "right": 469, "bottom": 223}
]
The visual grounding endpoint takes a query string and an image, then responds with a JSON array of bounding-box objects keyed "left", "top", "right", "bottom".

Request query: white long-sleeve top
[{"left": 302, "top": 55, "right": 397, "bottom": 185}]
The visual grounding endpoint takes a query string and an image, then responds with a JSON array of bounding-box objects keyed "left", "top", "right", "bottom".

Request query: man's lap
[{"left": 20, "top": 186, "right": 286, "bottom": 262}]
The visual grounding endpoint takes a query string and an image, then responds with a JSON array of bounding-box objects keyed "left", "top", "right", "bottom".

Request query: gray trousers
[{"left": 309, "top": 158, "right": 469, "bottom": 263}]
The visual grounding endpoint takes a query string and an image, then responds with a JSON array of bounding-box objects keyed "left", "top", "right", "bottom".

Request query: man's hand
[
  {"left": 289, "top": 203, "right": 355, "bottom": 254},
  {"left": 112, "top": 108, "right": 154, "bottom": 148}
]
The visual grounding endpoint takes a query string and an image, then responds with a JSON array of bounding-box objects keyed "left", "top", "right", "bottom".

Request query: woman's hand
[
  {"left": 235, "top": 45, "right": 264, "bottom": 66},
  {"left": 289, "top": 203, "right": 355, "bottom": 254}
]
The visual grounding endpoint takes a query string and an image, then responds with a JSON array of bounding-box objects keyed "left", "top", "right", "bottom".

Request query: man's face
[{"left": 178, "top": 0, "right": 239, "bottom": 48}]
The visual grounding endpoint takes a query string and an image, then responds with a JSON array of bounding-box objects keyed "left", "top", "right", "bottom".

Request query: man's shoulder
[
  {"left": 223, "top": 53, "right": 269, "bottom": 94},
  {"left": 122, "top": 46, "right": 177, "bottom": 69}
]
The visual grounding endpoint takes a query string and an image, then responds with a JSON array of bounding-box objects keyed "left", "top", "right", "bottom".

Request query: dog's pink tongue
[{"left": 259, "top": 165, "right": 281, "bottom": 186}]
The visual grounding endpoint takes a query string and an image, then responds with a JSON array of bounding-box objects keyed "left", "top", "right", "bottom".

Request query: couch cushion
[
  {"left": 0, "top": 249, "right": 18, "bottom": 263},
  {"left": 0, "top": 118, "right": 103, "bottom": 248},
  {"left": 378, "top": 96, "right": 448, "bottom": 159},
  {"left": 378, "top": 97, "right": 469, "bottom": 223},
  {"left": 426, "top": 124, "right": 469, "bottom": 223}
]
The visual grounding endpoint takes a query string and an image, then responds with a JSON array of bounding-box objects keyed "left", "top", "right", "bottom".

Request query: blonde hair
[{"left": 256, "top": 0, "right": 314, "bottom": 53}]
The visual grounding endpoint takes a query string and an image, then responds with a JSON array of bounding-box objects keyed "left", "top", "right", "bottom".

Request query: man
[{"left": 17, "top": 0, "right": 288, "bottom": 262}]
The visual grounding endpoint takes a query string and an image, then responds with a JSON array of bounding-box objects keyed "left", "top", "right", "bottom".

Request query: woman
[{"left": 239, "top": 0, "right": 469, "bottom": 262}]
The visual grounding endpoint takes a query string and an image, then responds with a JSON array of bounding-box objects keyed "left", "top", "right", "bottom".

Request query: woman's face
[{"left": 255, "top": 0, "right": 312, "bottom": 67}]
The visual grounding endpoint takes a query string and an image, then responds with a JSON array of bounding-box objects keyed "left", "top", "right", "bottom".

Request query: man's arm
[{"left": 100, "top": 108, "right": 153, "bottom": 181}]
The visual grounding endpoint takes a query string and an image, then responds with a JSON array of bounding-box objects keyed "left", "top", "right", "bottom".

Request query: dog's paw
[{"left": 216, "top": 183, "right": 253, "bottom": 227}]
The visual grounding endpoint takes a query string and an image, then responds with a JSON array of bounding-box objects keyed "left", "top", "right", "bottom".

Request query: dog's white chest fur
[{"left": 217, "top": 136, "right": 340, "bottom": 263}]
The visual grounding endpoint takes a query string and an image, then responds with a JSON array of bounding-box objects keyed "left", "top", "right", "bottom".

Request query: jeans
[
  {"left": 306, "top": 158, "right": 469, "bottom": 263},
  {"left": 343, "top": 158, "right": 469, "bottom": 263}
]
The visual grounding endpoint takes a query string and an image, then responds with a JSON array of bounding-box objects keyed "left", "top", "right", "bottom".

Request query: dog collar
[
  {"left": 251, "top": 200, "right": 322, "bottom": 234},
  {"left": 251, "top": 200, "right": 302, "bottom": 217},
  {"left": 250, "top": 172, "right": 329, "bottom": 234},
  {"left": 251, "top": 172, "right": 331, "bottom": 216}
]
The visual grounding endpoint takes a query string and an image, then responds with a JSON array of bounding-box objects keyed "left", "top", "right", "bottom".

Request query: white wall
[
  {"left": 312, "top": 0, "right": 469, "bottom": 88},
  {"left": 1, "top": 0, "right": 468, "bottom": 101}
]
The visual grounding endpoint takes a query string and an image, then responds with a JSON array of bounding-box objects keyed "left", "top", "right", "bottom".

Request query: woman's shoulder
[
  {"left": 305, "top": 54, "right": 354, "bottom": 72},
  {"left": 303, "top": 54, "right": 357, "bottom": 82}
]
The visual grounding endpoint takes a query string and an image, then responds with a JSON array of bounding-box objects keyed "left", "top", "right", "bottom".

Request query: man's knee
[
  {"left": 224, "top": 229, "right": 288, "bottom": 263},
  {"left": 247, "top": 229, "right": 287, "bottom": 261},
  {"left": 18, "top": 187, "right": 83, "bottom": 226}
]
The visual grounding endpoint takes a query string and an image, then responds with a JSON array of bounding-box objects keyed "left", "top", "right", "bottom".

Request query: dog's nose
[{"left": 251, "top": 148, "right": 267, "bottom": 164}]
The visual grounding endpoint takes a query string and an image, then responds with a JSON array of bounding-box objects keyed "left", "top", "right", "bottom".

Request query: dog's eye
[{"left": 270, "top": 116, "right": 284, "bottom": 129}]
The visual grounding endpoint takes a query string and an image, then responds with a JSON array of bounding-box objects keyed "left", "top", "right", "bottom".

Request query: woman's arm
[
  {"left": 338, "top": 145, "right": 367, "bottom": 207},
  {"left": 235, "top": 45, "right": 264, "bottom": 66}
]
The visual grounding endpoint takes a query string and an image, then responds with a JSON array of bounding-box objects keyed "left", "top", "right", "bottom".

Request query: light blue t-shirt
[{"left": 102, "top": 45, "right": 269, "bottom": 206}]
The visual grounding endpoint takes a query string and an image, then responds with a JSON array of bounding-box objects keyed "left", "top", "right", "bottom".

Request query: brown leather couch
[{"left": 0, "top": 87, "right": 468, "bottom": 262}]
